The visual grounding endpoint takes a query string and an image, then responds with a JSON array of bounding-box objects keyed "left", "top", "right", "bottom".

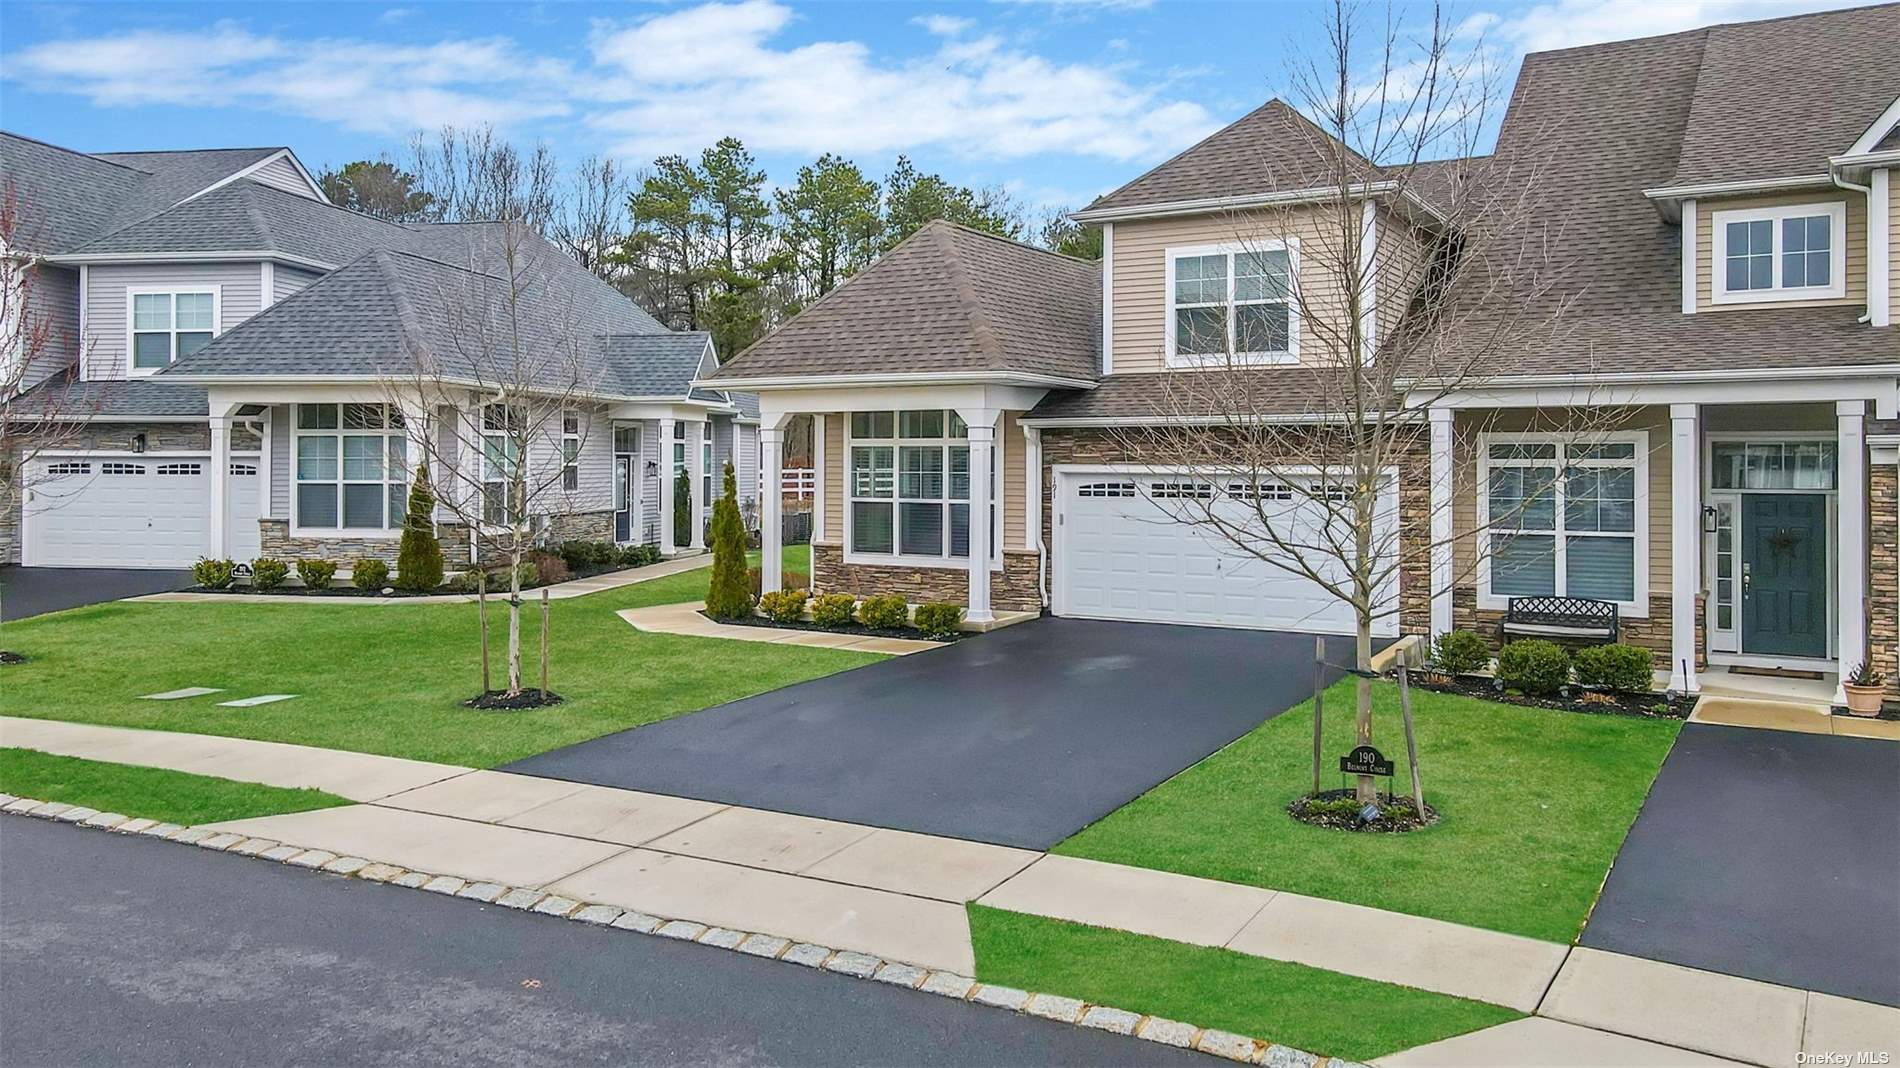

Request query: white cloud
[
  {"left": 1483, "top": 0, "right": 1862, "bottom": 54},
  {"left": 913, "top": 14, "right": 975, "bottom": 36},
  {"left": 586, "top": 0, "right": 1212, "bottom": 162}
]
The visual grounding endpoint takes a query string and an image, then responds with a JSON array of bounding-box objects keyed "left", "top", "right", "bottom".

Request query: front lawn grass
[
  {"left": 969, "top": 905, "right": 1521, "bottom": 1062},
  {"left": 0, "top": 748, "right": 350, "bottom": 825},
  {"left": 1056, "top": 679, "right": 1680, "bottom": 943},
  {"left": 0, "top": 557, "right": 878, "bottom": 768}
]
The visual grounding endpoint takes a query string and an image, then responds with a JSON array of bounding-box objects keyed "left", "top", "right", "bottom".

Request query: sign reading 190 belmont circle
[{"left": 1339, "top": 745, "right": 1395, "bottom": 777}]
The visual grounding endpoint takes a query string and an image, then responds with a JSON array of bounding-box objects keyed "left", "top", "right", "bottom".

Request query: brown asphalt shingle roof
[{"left": 707, "top": 221, "right": 1101, "bottom": 384}]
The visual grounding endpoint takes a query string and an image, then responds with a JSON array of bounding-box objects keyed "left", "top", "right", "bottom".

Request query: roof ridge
[
  {"left": 97, "top": 146, "right": 288, "bottom": 156},
  {"left": 1085, "top": 98, "right": 1288, "bottom": 210},
  {"left": 238, "top": 183, "right": 277, "bottom": 250},
  {"left": 930, "top": 218, "right": 1103, "bottom": 270},
  {"left": 0, "top": 129, "right": 153, "bottom": 175},
  {"left": 372, "top": 250, "right": 432, "bottom": 367},
  {"left": 929, "top": 223, "right": 1007, "bottom": 369},
  {"left": 1526, "top": 0, "right": 1896, "bottom": 61}
]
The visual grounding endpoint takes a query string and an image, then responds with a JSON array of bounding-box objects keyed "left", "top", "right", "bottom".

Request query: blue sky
[{"left": 0, "top": 0, "right": 1863, "bottom": 213}]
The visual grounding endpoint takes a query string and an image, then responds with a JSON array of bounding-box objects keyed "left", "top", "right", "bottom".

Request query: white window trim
[
  {"left": 480, "top": 405, "right": 525, "bottom": 531},
  {"left": 561, "top": 410, "right": 582, "bottom": 494},
  {"left": 1162, "top": 240, "right": 1300, "bottom": 368},
  {"left": 290, "top": 402, "right": 407, "bottom": 539},
  {"left": 1709, "top": 201, "right": 1848, "bottom": 305},
  {"left": 125, "top": 284, "right": 222, "bottom": 378},
  {"left": 1475, "top": 431, "right": 1650, "bottom": 617},
  {"left": 842, "top": 410, "right": 1003, "bottom": 572}
]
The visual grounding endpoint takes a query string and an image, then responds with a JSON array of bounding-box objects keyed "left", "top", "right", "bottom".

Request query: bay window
[
  {"left": 1166, "top": 243, "right": 1296, "bottom": 365},
  {"left": 848, "top": 409, "right": 995, "bottom": 562},
  {"left": 1710, "top": 202, "right": 1846, "bottom": 304},
  {"left": 130, "top": 289, "right": 217, "bottom": 373},
  {"left": 295, "top": 403, "right": 407, "bottom": 531},
  {"left": 1480, "top": 436, "right": 1645, "bottom": 608}
]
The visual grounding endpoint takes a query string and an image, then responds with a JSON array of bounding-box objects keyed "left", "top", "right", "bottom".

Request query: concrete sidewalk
[{"left": 7, "top": 716, "right": 1895, "bottom": 1066}]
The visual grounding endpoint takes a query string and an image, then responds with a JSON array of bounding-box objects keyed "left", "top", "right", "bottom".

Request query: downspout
[{"left": 1830, "top": 166, "right": 1876, "bottom": 325}]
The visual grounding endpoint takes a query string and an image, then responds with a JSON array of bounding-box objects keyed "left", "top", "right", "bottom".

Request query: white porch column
[
  {"left": 1428, "top": 406, "right": 1455, "bottom": 640},
  {"left": 963, "top": 414, "right": 996, "bottom": 624},
  {"left": 657, "top": 417, "right": 677, "bottom": 555},
  {"left": 688, "top": 420, "right": 707, "bottom": 551},
  {"left": 1669, "top": 403, "right": 1701, "bottom": 695},
  {"left": 1838, "top": 399, "right": 1869, "bottom": 698},
  {"left": 209, "top": 416, "right": 231, "bottom": 559},
  {"left": 760, "top": 422, "right": 786, "bottom": 596}
]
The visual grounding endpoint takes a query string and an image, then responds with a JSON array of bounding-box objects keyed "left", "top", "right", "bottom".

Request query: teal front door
[{"left": 1741, "top": 494, "right": 1828, "bottom": 658}]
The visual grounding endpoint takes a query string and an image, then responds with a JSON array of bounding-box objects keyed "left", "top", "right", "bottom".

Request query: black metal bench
[{"left": 1500, "top": 595, "right": 1618, "bottom": 643}]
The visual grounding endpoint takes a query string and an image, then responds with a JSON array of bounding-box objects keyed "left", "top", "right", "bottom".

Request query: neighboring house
[
  {"left": 709, "top": 5, "right": 1900, "bottom": 702},
  {"left": 0, "top": 131, "right": 757, "bottom": 571}
]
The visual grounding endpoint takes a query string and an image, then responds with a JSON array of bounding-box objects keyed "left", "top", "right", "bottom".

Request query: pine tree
[
  {"left": 704, "top": 461, "right": 752, "bottom": 618},
  {"left": 395, "top": 462, "right": 445, "bottom": 591}
]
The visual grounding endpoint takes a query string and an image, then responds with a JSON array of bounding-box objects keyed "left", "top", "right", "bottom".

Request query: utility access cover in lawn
[{"left": 504, "top": 618, "right": 1364, "bottom": 850}]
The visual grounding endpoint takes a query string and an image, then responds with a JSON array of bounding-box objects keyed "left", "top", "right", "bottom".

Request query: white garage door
[
  {"left": 23, "top": 456, "right": 260, "bottom": 569},
  {"left": 1055, "top": 472, "right": 1399, "bottom": 636}
]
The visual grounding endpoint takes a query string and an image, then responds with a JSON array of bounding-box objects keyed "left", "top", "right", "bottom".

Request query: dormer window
[
  {"left": 1710, "top": 202, "right": 1846, "bottom": 305},
  {"left": 1165, "top": 242, "right": 1299, "bottom": 366}
]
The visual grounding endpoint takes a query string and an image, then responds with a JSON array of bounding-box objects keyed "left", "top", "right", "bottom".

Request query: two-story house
[
  {"left": 1, "top": 132, "right": 758, "bottom": 572},
  {"left": 709, "top": 4, "right": 1899, "bottom": 706}
]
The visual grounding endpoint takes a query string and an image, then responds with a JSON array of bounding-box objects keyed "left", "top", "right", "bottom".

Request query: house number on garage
[{"left": 1339, "top": 745, "right": 1394, "bottom": 777}]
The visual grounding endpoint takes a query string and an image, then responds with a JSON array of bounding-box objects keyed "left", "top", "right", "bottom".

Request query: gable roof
[
  {"left": 64, "top": 178, "right": 408, "bottom": 264},
  {"left": 1082, "top": 100, "right": 1381, "bottom": 215},
  {"left": 708, "top": 220, "right": 1101, "bottom": 386}
]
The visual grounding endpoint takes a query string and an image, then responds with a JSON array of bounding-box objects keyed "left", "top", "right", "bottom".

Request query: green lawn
[
  {"left": 0, "top": 551, "right": 875, "bottom": 768},
  {"left": 1057, "top": 680, "right": 1680, "bottom": 943},
  {"left": 970, "top": 906, "right": 1521, "bottom": 1062},
  {"left": 0, "top": 748, "right": 351, "bottom": 825}
]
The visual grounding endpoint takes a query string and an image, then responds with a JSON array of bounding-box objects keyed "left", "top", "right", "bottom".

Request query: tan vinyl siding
[
  {"left": 821, "top": 412, "right": 843, "bottom": 544},
  {"left": 1695, "top": 190, "right": 1866, "bottom": 311},
  {"left": 1450, "top": 407, "right": 1672, "bottom": 613},
  {"left": 1001, "top": 411, "right": 1026, "bottom": 550},
  {"left": 84, "top": 261, "right": 264, "bottom": 380},
  {"left": 1376, "top": 213, "right": 1432, "bottom": 341}
]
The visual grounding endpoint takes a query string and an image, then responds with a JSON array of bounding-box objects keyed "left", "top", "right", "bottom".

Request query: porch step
[{"left": 1689, "top": 695, "right": 1834, "bottom": 734}]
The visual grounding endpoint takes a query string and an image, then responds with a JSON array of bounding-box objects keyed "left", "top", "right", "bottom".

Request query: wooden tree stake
[
  {"left": 478, "top": 568, "right": 491, "bottom": 696},
  {"left": 1311, "top": 635, "right": 1326, "bottom": 796},
  {"left": 1398, "top": 661, "right": 1425, "bottom": 813},
  {"left": 540, "top": 586, "right": 550, "bottom": 699}
]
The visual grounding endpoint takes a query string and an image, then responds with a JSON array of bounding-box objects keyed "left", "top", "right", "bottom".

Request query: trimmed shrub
[
  {"left": 1431, "top": 630, "right": 1492, "bottom": 676},
  {"left": 192, "top": 558, "right": 236, "bottom": 590},
  {"left": 810, "top": 593, "right": 858, "bottom": 628},
  {"left": 705, "top": 461, "right": 754, "bottom": 620},
  {"left": 295, "top": 559, "right": 337, "bottom": 590},
  {"left": 559, "top": 540, "right": 616, "bottom": 573},
  {"left": 912, "top": 602, "right": 963, "bottom": 638},
  {"left": 748, "top": 567, "right": 810, "bottom": 597},
  {"left": 250, "top": 558, "right": 290, "bottom": 591},
  {"left": 673, "top": 468, "right": 693, "bottom": 548},
  {"left": 621, "top": 543, "right": 662, "bottom": 567},
  {"left": 394, "top": 463, "right": 445, "bottom": 591},
  {"left": 351, "top": 558, "right": 389, "bottom": 590},
  {"left": 758, "top": 588, "right": 808, "bottom": 624},
  {"left": 1573, "top": 643, "right": 1656, "bottom": 693},
  {"left": 857, "top": 594, "right": 909, "bottom": 631},
  {"left": 1495, "top": 639, "right": 1570, "bottom": 695},
  {"left": 529, "top": 551, "right": 570, "bottom": 586}
]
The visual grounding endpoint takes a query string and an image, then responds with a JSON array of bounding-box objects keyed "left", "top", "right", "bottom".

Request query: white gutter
[
  {"left": 1642, "top": 173, "right": 1834, "bottom": 201},
  {"left": 1827, "top": 164, "right": 1879, "bottom": 325},
  {"left": 47, "top": 250, "right": 339, "bottom": 272},
  {"left": 702, "top": 371, "right": 1099, "bottom": 392}
]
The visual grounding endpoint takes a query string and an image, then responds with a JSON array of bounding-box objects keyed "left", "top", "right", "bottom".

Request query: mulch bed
[
  {"left": 0, "top": 651, "right": 26, "bottom": 666},
  {"left": 1410, "top": 672, "right": 1693, "bottom": 720},
  {"left": 187, "top": 562, "right": 653, "bottom": 598},
  {"left": 463, "top": 689, "right": 565, "bottom": 710},
  {"left": 703, "top": 611, "right": 959, "bottom": 643},
  {"left": 1288, "top": 789, "right": 1440, "bottom": 833}
]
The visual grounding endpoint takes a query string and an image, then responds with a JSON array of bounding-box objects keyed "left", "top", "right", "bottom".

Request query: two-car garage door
[
  {"left": 22, "top": 456, "right": 260, "bottom": 569},
  {"left": 1054, "top": 471, "right": 1399, "bottom": 636}
]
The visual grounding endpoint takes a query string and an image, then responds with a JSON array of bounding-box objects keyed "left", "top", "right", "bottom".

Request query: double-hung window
[
  {"left": 482, "top": 404, "right": 523, "bottom": 526},
  {"left": 1710, "top": 202, "right": 1846, "bottom": 304},
  {"left": 848, "top": 409, "right": 995, "bottom": 562},
  {"left": 130, "top": 289, "right": 218, "bottom": 373},
  {"left": 561, "top": 412, "right": 581, "bottom": 493},
  {"left": 1166, "top": 243, "right": 1296, "bottom": 365},
  {"left": 295, "top": 403, "right": 407, "bottom": 531},
  {"left": 1480, "top": 436, "right": 1645, "bottom": 609}
]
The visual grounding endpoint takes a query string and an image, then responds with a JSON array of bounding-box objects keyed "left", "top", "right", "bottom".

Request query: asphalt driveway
[
  {"left": 1581, "top": 723, "right": 1900, "bottom": 1006},
  {"left": 0, "top": 566, "right": 192, "bottom": 621},
  {"left": 506, "top": 618, "right": 1364, "bottom": 850}
]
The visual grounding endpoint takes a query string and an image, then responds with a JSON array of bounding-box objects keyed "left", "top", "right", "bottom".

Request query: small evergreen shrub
[
  {"left": 250, "top": 558, "right": 290, "bottom": 591},
  {"left": 1573, "top": 643, "right": 1656, "bottom": 693},
  {"left": 296, "top": 559, "right": 337, "bottom": 590},
  {"left": 559, "top": 540, "right": 616, "bottom": 572},
  {"left": 351, "top": 558, "right": 389, "bottom": 590},
  {"left": 192, "top": 558, "right": 236, "bottom": 590},
  {"left": 529, "top": 551, "right": 570, "bottom": 586},
  {"left": 705, "top": 461, "right": 754, "bottom": 620},
  {"left": 758, "top": 588, "right": 808, "bottom": 624},
  {"left": 395, "top": 463, "right": 445, "bottom": 592},
  {"left": 857, "top": 594, "right": 909, "bottom": 631},
  {"left": 1495, "top": 639, "right": 1570, "bottom": 695},
  {"left": 673, "top": 469, "right": 693, "bottom": 548},
  {"left": 912, "top": 602, "right": 963, "bottom": 638},
  {"left": 810, "top": 593, "right": 858, "bottom": 628},
  {"left": 1431, "top": 630, "right": 1492, "bottom": 676},
  {"left": 621, "top": 543, "right": 662, "bottom": 567}
]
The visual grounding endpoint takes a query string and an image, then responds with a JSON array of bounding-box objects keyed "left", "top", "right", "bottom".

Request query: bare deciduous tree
[
  {"left": 1113, "top": 0, "right": 1624, "bottom": 803},
  {"left": 409, "top": 126, "right": 560, "bottom": 236},
  {"left": 554, "top": 154, "right": 632, "bottom": 285}
]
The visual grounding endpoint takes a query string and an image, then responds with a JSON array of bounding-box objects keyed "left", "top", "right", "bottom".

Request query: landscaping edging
[
  {"left": 703, "top": 610, "right": 960, "bottom": 644},
  {"left": 0, "top": 795, "right": 1357, "bottom": 1068}
]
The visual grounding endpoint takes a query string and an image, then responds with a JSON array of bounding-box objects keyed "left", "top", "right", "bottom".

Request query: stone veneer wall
[
  {"left": 811, "top": 544, "right": 1043, "bottom": 612},
  {"left": 543, "top": 510, "right": 615, "bottom": 544},
  {"left": 260, "top": 520, "right": 473, "bottom": 568},
  {"left": 1035, "top": 426, "right": 1434, "bottom": 637},
  {"left": 1869, "top": 463, "right": 1899, "bottom": 698}
]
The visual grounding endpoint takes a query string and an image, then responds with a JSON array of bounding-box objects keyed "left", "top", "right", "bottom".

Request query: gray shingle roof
[
  {"left": 0, "top": 132, "right": 152, "bottom": 254},
  {"left": 709, "top": 220, "right": 1101, "bottom": 384},
  {"left": 600, "top": 332, "right": 714, "bottom": 396},
  {"left": 13, "top": 370, "right": 209, "bottom": 418},
  {"left": 1665, "top": 5, "right": 1900, "bottom": 186},
  {"left": 66, "top": 179, "right": 408, "bottom": 263}
]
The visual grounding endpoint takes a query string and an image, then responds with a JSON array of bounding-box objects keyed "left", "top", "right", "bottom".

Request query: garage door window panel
[
  {"left": 1480, "top": 437, "right": 1645, "bottom": 610},
  {"left": 295, "top": 403, "right": 407, "bottom": 533}
]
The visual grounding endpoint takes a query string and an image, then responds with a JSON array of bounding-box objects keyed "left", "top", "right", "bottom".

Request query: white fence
[{"left": 761, "top": 467, "right": 816, "bottom": 500}]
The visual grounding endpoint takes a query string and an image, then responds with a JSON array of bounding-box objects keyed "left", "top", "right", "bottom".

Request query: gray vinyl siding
[
  {"left": 20, "top": 264, "right": 81, "bottom": 392},
  {"left": 734, "top": 422, "right": 760, "bottom": 528},
  {"left": 248, "top": 155, "right": 319, "bottom": 198},
  {"left": 268, "top": 404, "right": 290, "bottom": 518},
  {"left": 561, "top": 405, "right": 614, "bottom": 515},
  {"left": 712, "top": 417, "right": 735, "bottom": 491},
  {"left": 272, "top": 265, "right": 324, "bottom": 303},
  {"left": 638, "top": 418, "right": 661, "bottom": 544},
  {"left": 83, "top": 261, "right": 264, "bottom": 380}
]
